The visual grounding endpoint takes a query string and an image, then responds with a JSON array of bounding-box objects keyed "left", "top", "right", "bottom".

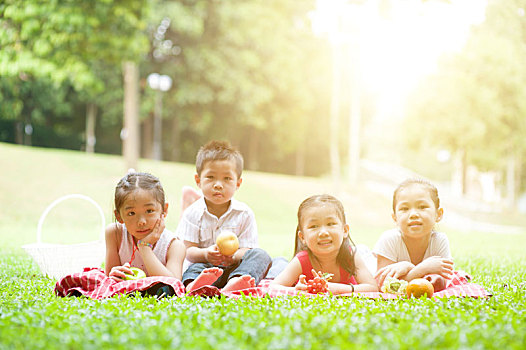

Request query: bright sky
[{"left": 312, "top": 0, "right": 488, "bottom": 121}]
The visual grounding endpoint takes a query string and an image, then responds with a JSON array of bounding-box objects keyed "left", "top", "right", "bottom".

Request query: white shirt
[
  {"left": 176, "top": 197, "right": 258, "bottom": 249},
  {"left": 176, "top": 197, "right": 258, "bottom": 271},
  {"left": 373, "top": 228, "right": 452, "bottom": 263}
]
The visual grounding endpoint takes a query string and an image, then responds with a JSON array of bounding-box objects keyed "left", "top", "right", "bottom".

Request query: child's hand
[
  {"left": 375, "top": 261, "right": 414, "bottom": 287},
  {"left": 141, "top": 214, "right": 165, "bottom": 246},
  {"left": 294, "top": 275, "right": 309, "bottom": 292},
  {"left": 296, "top": 270, "right": 331, "bottom": 294},
  {"left": 306, "top": 270, "right": 331, "bottom": 294},
  {"left": 419, "top": 256, "right": 454, "bottom": 279},
  {"left": 205, "top": 244, "right": 224, "bottom": 266},
  {"left": 220, "top": 254, "right": 236, "bottom": 267},
  {"left": 109, "top": 262, "right": 133, "bottom": 282}
]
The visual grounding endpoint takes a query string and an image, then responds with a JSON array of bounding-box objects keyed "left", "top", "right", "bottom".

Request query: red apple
[
  {"left": 216, "top": 231, "right": 239, "bottom": 256},
  {"left": 424, "top": 274, "right": 447, "bottom": 292}
]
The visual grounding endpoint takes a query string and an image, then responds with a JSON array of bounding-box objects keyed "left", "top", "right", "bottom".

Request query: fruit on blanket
[
  {"left": 124, "top": 267, "right": 146, "bottom": 280},
  {"left": 216, "top": 231, "right": 239, "bottom": 256},
  {"left": 406, "top": 278, "right": 434, "bottom": 298},
  {"left": 306, "top": 272, "right": 333, "bottom": 294},
  {"left": 381, "top": 276, "right": 408, "bottom": 295},
  {"left": 424, "top": 274, "right": 446, "bottom": 292}
]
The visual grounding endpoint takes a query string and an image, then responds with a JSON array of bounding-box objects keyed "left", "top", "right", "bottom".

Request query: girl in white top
[
  {"left": 374, "top": 178, "right": 454, "bottom": 287},
  {"left": 105, "top": 172, "right": 186, "bottom": 281}
]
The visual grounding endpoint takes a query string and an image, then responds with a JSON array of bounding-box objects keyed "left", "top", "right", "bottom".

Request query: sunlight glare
[{"left": 359, "top": 0, "right": 488, "bottom": 119}]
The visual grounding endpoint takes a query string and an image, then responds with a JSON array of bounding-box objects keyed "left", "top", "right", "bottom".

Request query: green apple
[{"left": 124, "top": 267, "right": 146, "bottom": 280}]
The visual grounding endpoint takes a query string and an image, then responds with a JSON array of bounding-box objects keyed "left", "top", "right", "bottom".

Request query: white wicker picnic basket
[{"left": 22, "top": 194, "right": 106, "bottom": 280}]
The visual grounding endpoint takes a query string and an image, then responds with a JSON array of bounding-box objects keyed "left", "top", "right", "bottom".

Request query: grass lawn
[{"left": 1, "top": 142, "right": 525, "bottom": 349}]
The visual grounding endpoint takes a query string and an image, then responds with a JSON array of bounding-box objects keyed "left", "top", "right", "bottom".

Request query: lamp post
[{"left": 147, "top": 73, "right": 172, "bottom": 160}]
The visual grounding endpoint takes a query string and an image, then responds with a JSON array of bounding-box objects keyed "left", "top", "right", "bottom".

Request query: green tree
[
  {"left": 0, "top": 0, "right": 149, "bottom": 152},
  {"left": 404, "top": 0, "right": 526, "bottom": 204},
  {"left": 142, "top": 0, "right": 332, "bottom": 175}
]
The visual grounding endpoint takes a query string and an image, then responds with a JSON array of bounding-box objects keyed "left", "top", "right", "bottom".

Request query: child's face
[
  {"left": 195, "top": 159, "right": 241, "bottom": 208},
  {"left": 392, "top": 184, "right": 443, "bottom": 240},
  {"left": 298, "top": 205, "right": 349, "bottom": 258},
  {"left": 115, "top": 189, "right": 167, "bottom": 240}
]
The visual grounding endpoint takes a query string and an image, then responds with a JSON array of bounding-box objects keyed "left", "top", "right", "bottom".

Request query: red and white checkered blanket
[
  {"left": 211, "top": 270, "right": 491, "bottom": 299},
  {"left": 55, "top": 267, "right": 186, "bottom": 299},
  {"left": 55, "top": 269, "right": 490, "bottom": 300}
]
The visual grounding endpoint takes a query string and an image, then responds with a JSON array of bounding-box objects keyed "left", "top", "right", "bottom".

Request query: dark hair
[
  {"left": 294, "top": 194, "right": 356, "bottom": 276},
  {"left": 392, "top": 178, "right": 440, "bottom": 212},
  {"left": 196, "top": 140, "right": 243, "bottom": 178},
  {"left": 114, "top": 172, "right": 165, "bottom": 212}
]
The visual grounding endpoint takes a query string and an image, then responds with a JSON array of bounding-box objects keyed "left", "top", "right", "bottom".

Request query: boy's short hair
[{"left": 196, "top": 140, "right": 244, "bottom": 178}]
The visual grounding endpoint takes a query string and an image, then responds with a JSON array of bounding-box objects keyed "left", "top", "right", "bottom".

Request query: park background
[
  {"left": 1, "top": 1, "right": 526, "bottom": 349},
  {"left": 2, "top": 0, "right": 526, "bottom": 253}
]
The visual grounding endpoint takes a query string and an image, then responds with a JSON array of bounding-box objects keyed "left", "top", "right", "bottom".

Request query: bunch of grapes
[{"left": 306, "top": 272, "right": 333, "bottom": 294}]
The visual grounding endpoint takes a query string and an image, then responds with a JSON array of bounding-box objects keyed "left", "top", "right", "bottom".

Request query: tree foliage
[
  {"left": 404, "top": 0, "right": 526, "bottom": 190},
  {"left": 140, "top": 0, "right": 332, "bottom": 174},
  {"left": 0, "top": 0, "right": 150, "bottom": 149},
  {"left": 0, "top": 0, "right": 148, "bottom": 92}
]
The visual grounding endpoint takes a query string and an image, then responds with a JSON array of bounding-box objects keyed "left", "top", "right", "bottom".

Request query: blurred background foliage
[{"left": 1, "top": 0, "right": 526, "bottom": 209}]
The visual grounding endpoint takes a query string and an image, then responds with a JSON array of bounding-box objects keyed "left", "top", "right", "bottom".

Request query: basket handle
[{"left": 36, "top": 194, "right": 106, "bottom": 244}]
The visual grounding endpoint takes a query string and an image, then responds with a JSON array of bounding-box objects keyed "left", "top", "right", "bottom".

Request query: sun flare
[{"left": 312, "top": 0, "right": 488, "bottom": 119}]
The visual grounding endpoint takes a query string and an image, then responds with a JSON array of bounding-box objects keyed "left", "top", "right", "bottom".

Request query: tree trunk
[
  {"left": 295, "top": 141, "right": 305, "bottom": 176},
  {"left": 85, "top": 103, "right": 97, "bottom": 153},
  {"left": 170, "top": 116, "right": 179, "bottom": 161},
  {"left": 15, "top": 121, "right": 23, "bottom": 144},
  {"left": 142, "top": 113, "right": 153, "bottom": 159},
  {"left": 452, "top": 148, "right": 467, "bottom": 196},
  {"left": 330, "top": 41, "right": 342, "bottom": 185},
  {"left": 505, "top": 153, "right": 519, "bottom": 209},
  {"left": 23, "top": 118, "right": 32, "bottom": 146},
  {"left": 122, "top": 61, "right": 140, "bottom": 171},
  {"left": 152, "top": 90, "right": 163, "bottom": 160},
  {"left": 348, "top": 39, "right": 361, "bottom": 186},
  {"left": 248, "top": 127, "right": 259, "bottom": 171}
]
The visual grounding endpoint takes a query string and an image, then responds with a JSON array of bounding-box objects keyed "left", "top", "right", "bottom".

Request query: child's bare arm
[
  {"left": 375, "top": 255, "right": 414, "bottom": 287},
  {"left": 104, "top": 223, "right": 128, "bottom": 279},
  {"left": 164, "top": 239, "right": 186, "bottom": 280},
  {"left": 132, "top": 215, "right": 177, "bottom": 278},
  {"left": 352, "top": 254, "right": 379, "bottom": 292},
  {"left": 405, "top": 256, "right": 454, "bottom": 281},
  {"left": 184, "top": 241, "right": 224, "bottom": 265},
  {"left": 270, "top": 257, "right": 303, "bottom": 288}
]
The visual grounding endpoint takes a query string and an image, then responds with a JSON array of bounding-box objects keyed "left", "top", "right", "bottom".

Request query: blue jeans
[
  {"left": 182, "top": 248, "right": 272, "bottom": 288},
  {"left": 265, "top": 257, "right": 289, "bottom": 279}
]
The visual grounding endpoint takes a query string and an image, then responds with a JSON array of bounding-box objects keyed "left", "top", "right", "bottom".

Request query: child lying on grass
[
  {"left": 374, "top": 178, "right": 454, "bottom": 292},
  {"left": 270, "top": 194, "right": 378, "bottom": 294}
]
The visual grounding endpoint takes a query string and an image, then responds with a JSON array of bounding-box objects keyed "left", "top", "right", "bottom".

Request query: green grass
[
  {"left": 1, "top": 251, "right": 525, "bottom": 349},
  {"left": 0, "top": 142, "right": 394, "bottom": 258},
  {"left": 1, "top": 142, "right": 526, "bottom": 349}
]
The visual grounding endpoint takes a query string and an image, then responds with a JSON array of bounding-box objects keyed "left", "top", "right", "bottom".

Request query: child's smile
[
  {"left": 392, "top": 184, "right": 443, "bottom": 239},
  {"left": 299, "top": 205, "right": 349, "bottom": 257},
  {"left": 407, "top": 220, "right": 423, "bottom": 229},
  {"left": 318, "top": 238, "right": 334, "bottom": 247}
]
